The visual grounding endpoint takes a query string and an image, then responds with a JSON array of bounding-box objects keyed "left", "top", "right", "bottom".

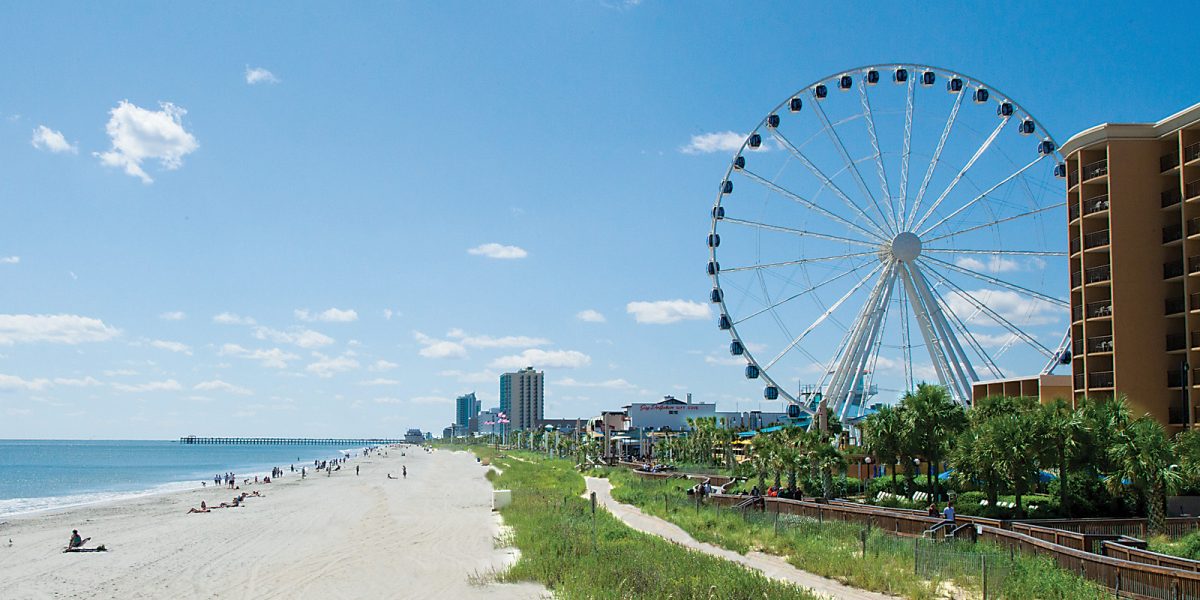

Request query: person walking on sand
[
  {"left": 402, "top": 465, "right": 407, "bottom": 479},
  {"left": 356, "top": 465, "right": 359, "bottom": 476}
]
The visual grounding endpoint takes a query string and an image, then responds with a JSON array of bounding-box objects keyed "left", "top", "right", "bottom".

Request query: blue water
[{"left": 0, "top": 440, "right": 357, "bottom": 517}]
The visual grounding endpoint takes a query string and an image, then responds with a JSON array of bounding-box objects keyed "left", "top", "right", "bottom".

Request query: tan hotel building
[{"left": 1059, "top": 103, "right": 1200, "bottom": 428}]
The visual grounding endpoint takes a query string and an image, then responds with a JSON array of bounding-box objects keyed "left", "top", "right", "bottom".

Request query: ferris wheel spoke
[
  {"left": 918, "top": 260, "right": 1057, "bottom": 359},
  {"left": 898, "top": 276, "right": 914, "bottom": 392},
  {"left": 923, "top": 202, "right": 1065, "bottom": 244},
  {"left": 858, "top": 82, "right": 895, "bottom": 228},
  {"left": 854, "top": 272, "right": 897, "bottom": 419},
  {"left": 923, "top": 248, "right": 1066, "bottom": 257},
  {"left": 911, "top": 116, "right": 1011, "bottom": 232},
  {"left": 809, "top": 92, "right": 896, "bottom": 234},
  {"left": 929, "top": 278, "right": 1005, "bottom": 379},
  {"left": 826, "top": 264, "right": 897, "bottom": 419},
  {"left": 721, "top": 216, "right": 882, "bottom": 249},
  {"left": 905, "top": 90, "right": 966, "bottom": 230},
  {"left": 719, "top": 251, "right": 876, "bottom": 273},
  {"left": 732, "top": 265, "right": 872, "bottom": 325},
  {"left": 761, "top": 262, "right": 885, "bottom": 371},
  {"left": 900, "top": 263, "right": 969, "bottom": 403},
  {"left": 897, "top": 76, "right": 916, "bottom": 234},
  {"left": 919, "top": 155, "right": 1051, "bottom": 238},
  {"left": 923, "top": 255, "right": 1069, "bottom": 308},
  {"left": 738, "top": 169, "right": 889, "bottom": 242},
  {"left": 766, "top": 129, "right": 891, "bottom": 239}
]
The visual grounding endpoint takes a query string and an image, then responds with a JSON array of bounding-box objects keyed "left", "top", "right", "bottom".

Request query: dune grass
[
  {"left": 604, "top": 468, "right": 1106, "bottom": 600},
  {"left": 474, "top": 448, "right": 817, "bottom": 599}
]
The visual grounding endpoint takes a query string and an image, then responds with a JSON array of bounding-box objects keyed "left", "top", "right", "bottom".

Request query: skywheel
[{"left": 707, "top": 64, "right": 1071, "bottom": 420}]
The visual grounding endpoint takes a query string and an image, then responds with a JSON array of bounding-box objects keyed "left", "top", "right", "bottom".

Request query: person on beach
[
  {"left": 301, "top": 467, "right": 306, "bottom": 479},
  {"left": 188, "top": 501, "right": 210, "bottom": 514},
  {"left": 402, "top": 466, "right": 407, "bottom": 478},
  {"left": 356, "top": 465, "right": 359, "bottom": 476},
  {"left": 68, "top": 530, "right": 90, "bottom": 549}
]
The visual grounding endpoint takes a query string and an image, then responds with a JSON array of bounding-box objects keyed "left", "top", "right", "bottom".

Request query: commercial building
[
  {"left": 500, "top": 367, "right": 543, "bottom": 431},
  {"left": 477, "top": 408, "right": 501, "bottom": 436},
  {"left": 1061, "top": 102, "right": 1200, "bottom": 428},
  {"left": 971, "top": 375, "right": 1072, "bottom": 405},
  {"left": 455, "top": 392, "right": 480, "bottom": 432}
]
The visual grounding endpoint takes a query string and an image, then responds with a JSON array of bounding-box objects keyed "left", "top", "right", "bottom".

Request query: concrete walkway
[{"left": 584, "top": 477, "right": 894, "bottom": 600}]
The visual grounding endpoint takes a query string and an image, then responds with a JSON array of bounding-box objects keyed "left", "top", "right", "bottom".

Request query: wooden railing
[{"left": 1104, "top": 542, "right": 1200, "bottom": 573}]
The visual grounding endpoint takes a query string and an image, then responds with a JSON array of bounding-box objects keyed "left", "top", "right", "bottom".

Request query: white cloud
[
  {"left": 194, "top": 380, "right": 253, "bottom": 396},
  {"left": 555, "top": 377, "right": 637, "bottom": 390},
  {"left": 31, "top": 125, "right": 77, "bottom": 154},
  {"left": 295, "top": 308, "right": 358, "bottom": 323},
  {"left": 103, "top": 369, "right": 138, "bottom": 377},
  {"left": 0, "top": 314, "right": 120, "bottom": 345},
  {"left": 704, "top": 355, "right": 744, "bottom": 367},
  {"left": 446, "top": 329, "right": 550, "bottom": 348},
  {"left": 945, "top": 289, "right": 1063, "bottom": 327},
  {"left": 213, "top": 312, "right": 256, "bottom": 325},
  {"left": 158, "top": 311, "right": 186, "bottom": 321},
  {"left": 955, "top": 256, "right": 1019, "bottom": 273},
  {"left": 467, "top": 243, "right": 528, "bottom": 260},
  {"left": 490, "top": 349, "right": 591, "bottom": 370},
  {"left": 369, "top": 359, "right": 399, "bottom": 372},
  {"left": 970, "top": 332, "right": 1022, "bottom": 349},
  {"left": 219, "top": 344, "right": 299, "bottom": 368},
  {"left": 438, "top": 369, "right": 497, "bottom": 384},
  {"left": 112, "top": 379, "right": 182, "bottom": 393},
  {"left": 413, "top": 331, "right": 467, "bottom": 359},
  {"left": 626, "top": 300, "right": 711, "bottom": 324},
  {"left": 0, "top": 373, "right": 52, "bottom": 392},
  {"left": 244, "top": 66, "right": 280, "bottom": 85},
  {"left": 358, "top": 378, "right": 401, "bottom": 386},
  {"left": 576, "top": 309, "right": 606, "bottom": 323},
  {"left": 680, "top": 131, "right": 768, "bottom": 155},
  {"left": 150, "top": 339, "right": 192, "bottom": 355},
  {"left": 253, "top": 326, "right": 334, "bottom": 349},
  {"left": 0, "top": 256, "right": 19, "bottom": 264},
  {"left": 306, "top": 352, "right": 360, "bottom": 378},
  {"left": 94, "top": 100, "right": 198, "bottom": 184},
  {"left": 383, "top": 309, "right": 399, "bottom": 321},
  {"left": 54, "top": 376, "right": 103, "bottom": 387}
]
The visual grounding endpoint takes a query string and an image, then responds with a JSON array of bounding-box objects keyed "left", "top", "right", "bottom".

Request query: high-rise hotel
[
  {"left": 500, "top": 367, "right": 544, "bottom": 431},
  {"left": 1062, "top": 103, "right": 1200, "bottom": 428}
]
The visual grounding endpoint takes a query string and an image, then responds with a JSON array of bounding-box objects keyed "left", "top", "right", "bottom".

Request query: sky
[{"left": 1, "top": 1, "right": 1198, "bottom": 439}]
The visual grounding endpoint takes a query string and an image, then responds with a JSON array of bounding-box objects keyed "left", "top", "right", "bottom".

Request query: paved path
[{"left": 584, "top": 477, "right": 894, "bottom": 600}]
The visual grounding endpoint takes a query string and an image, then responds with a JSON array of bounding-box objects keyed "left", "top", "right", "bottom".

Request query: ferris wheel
[{"left": 707, "top": 63, "right": 1071, "bottom": 421}]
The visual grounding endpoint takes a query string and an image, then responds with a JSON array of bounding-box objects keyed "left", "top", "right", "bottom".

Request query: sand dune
[{"left": 0, "top": 447, "right": 545, "bottom": 599}]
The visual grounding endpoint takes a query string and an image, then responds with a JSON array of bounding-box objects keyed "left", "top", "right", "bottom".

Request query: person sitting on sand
[
  {"left": 188, "top": 501, "right": 210, "bottom": 514},
  {"left": 68, "top": 530, "right": 90, "bottom": 549},
  {"left": 387, "top": 473, "right": 397, "bottom": 479}
]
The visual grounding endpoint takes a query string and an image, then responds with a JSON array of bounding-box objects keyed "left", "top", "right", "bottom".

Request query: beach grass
[
  {"left": 473, "top": 448, "right": 818, "bottom": 599},
  {"left": 603, "top": 468, "right": 1106, "bottom": 600}
]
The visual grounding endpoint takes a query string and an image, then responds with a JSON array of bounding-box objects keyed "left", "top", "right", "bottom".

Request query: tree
[
  {"left": 1106, "top": 413, "right": 1181, "bottom": 535},
  {"left": 1039, "top": 398, "right": 1085, "bottom": 517},
  {"left": 861, "top": 404, "right": 905, "bottom": 490},
  {"left": 900, "top": 383, "right": 967, "bottom": 500}
]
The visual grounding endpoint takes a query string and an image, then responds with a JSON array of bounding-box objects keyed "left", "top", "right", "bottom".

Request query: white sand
[{"left": 0, "top": 447, "right": 546, "bottom": 599}]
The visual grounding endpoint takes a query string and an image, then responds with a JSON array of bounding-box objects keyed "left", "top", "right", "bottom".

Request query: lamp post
[{"left": 863, "top": 456, "right": 874, "bottom": 495}]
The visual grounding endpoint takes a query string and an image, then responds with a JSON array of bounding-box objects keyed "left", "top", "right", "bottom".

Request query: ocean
[{"left": 0, "top": 439, "right": 358, "bottom": 518}]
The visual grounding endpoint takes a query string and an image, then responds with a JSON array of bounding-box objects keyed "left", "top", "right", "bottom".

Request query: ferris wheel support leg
[
  {"left": 899, "top": 264, "right": 965, "bottom": 403},
  {"left": 825, "top": 265, "right": 895, "bottom": 417},
  {"left": 838, "top": 269, "right": 897, "bottom": 421},
  {"left": 911, "top": 262, "right": 980, "bottom": 385}
]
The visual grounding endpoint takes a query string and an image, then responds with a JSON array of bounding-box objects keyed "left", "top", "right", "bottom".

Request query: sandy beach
[{"left": 0, "top": 447, "right": 546, "bottom": 600}]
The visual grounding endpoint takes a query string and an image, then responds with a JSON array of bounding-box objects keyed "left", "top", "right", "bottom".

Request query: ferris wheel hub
[{"left": 889, "top": 231, "right": 922, "bottom": 263}]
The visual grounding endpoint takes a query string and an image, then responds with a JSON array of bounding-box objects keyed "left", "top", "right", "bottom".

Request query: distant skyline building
[
  {"left": 455, "top": 392, "right": 480, "bottom": 431},
  {"left": 500, "top": 367, "right": 543, "bottom": 430}
]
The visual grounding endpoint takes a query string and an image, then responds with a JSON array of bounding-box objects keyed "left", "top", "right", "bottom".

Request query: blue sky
[{"left": 1, "top": 2, "right": 1197, "bottom": 438}]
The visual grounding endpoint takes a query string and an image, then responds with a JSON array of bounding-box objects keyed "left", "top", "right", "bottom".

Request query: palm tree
[
  {"left": 1040, "top": 398, "right": 1084, "bottom": 517},
  {"left": 1106, "top": 414, "right": 1181, "bottom": 535},
  {"left": 861, "top": 404, "right": 904, "bottom": 490},
  {"left": 901, "top": 383, "right": 967, "bottom": 500}
]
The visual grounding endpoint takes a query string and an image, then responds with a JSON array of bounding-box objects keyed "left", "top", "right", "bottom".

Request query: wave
[{"left": 0, "top": 479, "right": 200, "bottom": 519}]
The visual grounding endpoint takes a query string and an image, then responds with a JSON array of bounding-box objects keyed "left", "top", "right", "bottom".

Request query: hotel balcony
[
  {"left": 1084, "top": 229, "right": 1109, "bottom": 249},
  {"left": 1165, "top": 224, "right": 1184, "bottom": 244},
  {"left": 1069, "top": 203, "right": 1080, "bottom": 221},
  {"left": 1189, "top": 255, "right": 1200, "bottom": 275},
  {"left": 1089, "top": 335, "right": 1114, "bottom": 353},
  {"left": 1070, "top": 237, "right": 1081, "bottom": 255},
  {"left": 1083, "top": 195, "right": 1110, "bottom": 216},
  {"left": 1169, "top": 370, "right": 1188, "bottom": 389},
  {"left": 1188, "top": 179, "right": 1200, "bottom": 200},
  {"left": 1170, "top": 401, "right": 1189, "bottom": 425},
  {"left": 1074, "top": 373, "right": 1085, "bottom": 389},
  {"left": 1085, "top": 265, "right": 1111, "bottom": 284},
  {"left": 1090, "top": 371, "right": 1115, "bottom": 388},
  {"left": 1072, "top": 271, "right": 1082, "bottom": 288},
  {"left": 1163, "top": 189, "right": 1183, "bottom": 209},
  {"left": 1082, "top": 159, "right": 1109, "bottom": 181},
  {"left": 1187, "top": 142, "right": 1200, "bottom": 164},
  {"left": 1068, "top": 170, "right": 1080, "bottom": 188},
  {"left": 1089, "top": 300, "right": 1113, "bottom": 318},
  {"left": 1165, "top": 260, "right": 1185, "bottom": 279},
  {"left": 1168, "top": 333, "right": 1187, "bottom": 352},
  {"left": 1166, "top": 297, "right": 1185, "bottom": 316},
  {"left": 1163, "top": 153, "right": 1181, "bottom": 172}
]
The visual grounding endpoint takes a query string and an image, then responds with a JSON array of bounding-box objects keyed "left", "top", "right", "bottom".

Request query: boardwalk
[{"left": 179, "top": 436, "right": 409, "bottom": 445}]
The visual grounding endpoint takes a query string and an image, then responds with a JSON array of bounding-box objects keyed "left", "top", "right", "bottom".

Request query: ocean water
[{"left": 0, "top": 440, "right": 358, "bottom": 517}]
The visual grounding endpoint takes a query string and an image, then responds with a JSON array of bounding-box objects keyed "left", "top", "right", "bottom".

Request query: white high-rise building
[{"left": 499, "top": 366, "right": 543, "bottom": 430}]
